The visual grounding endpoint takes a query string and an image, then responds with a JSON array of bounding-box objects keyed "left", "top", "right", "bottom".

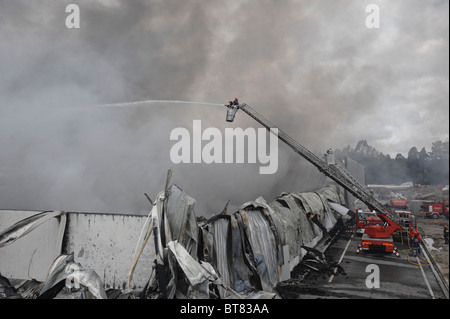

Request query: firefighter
[
  {"left": 228, "top": 100, "right": 233, "bottom": 108},
  {"left": 410, "top": 233, "right": 421, "bottom": 257},
  {"left": 233, "top": 98, "right": 239, "bottom": 106},
  {"left": 444, "top": 225, "right": 449, "bottom": 244},
  {"left": 410, "top": 230, "right": 422, "bottom": 243}
]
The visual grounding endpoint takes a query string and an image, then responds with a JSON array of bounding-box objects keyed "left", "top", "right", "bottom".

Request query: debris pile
[
  {"left": 409, "top": 186, "right": 447, "bottom": 202},
  {"left": 0, "top": 176, "right": 351, "bottom": 299}
]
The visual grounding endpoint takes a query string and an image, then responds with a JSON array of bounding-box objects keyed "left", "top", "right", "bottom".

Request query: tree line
[{"left": 335, "top": 140, "right": 449, "bottom": 186}]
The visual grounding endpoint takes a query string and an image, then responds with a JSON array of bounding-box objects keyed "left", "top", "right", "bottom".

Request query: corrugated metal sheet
[
  {"left": 211, "top": 217, "right": 232, "bottom": 297},
  {"left": 165, "top": 185, "right": 198, "bottom": 255},
  {"left": 241, "top": 209, "right": 280, "bottom": 291}
]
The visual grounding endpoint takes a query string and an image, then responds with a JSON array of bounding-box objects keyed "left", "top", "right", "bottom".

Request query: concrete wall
[
  {"left": 0, "top": 210, "right": 156, "bottom": 289},
  {"left": 64, "top": 212, "right": 156, "bottom": 290}
]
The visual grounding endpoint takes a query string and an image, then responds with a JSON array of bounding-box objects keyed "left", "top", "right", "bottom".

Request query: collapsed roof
[{"left": 0, "top": 183, "right": 350, "bottom": 299}]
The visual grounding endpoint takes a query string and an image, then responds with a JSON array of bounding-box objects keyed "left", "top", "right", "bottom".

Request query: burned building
[{"left": 0, "top": 182, "right": 351, "bottom": 299}]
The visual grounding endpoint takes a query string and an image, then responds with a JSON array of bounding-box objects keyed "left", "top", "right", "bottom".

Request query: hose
[
  {"left": 400, "top": 230, "right": 431, "bottom": 267},
  {"left": 401, "top": 248, "right": 431, "bottom": 267}
]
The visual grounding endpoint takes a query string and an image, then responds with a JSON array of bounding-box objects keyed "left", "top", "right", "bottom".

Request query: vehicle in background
[
  {"left": 421, "top": 200, "right": 449, "bottom": 219},
  {"left": 389, "top": 199, "right": 408, "bottom": 211}
]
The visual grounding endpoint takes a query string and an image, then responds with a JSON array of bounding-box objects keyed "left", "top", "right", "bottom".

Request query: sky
[{"left": 0, "top": 0, "right": 448, "bottom": 215}]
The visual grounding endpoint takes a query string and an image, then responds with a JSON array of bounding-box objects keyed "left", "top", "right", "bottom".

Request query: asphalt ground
[{"left": 277, "top": 230, "right": 448, "bottom": 299}]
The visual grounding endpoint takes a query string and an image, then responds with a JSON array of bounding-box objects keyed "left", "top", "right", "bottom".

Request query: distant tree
[
  {"left": 391, "top": 154, "right": 408, "bottom": 183},
  {"left": 428, "top": 141, "right": 449, "bottom": 185},
  {"left": 336, "top": 140, "right": 449, "bottom": 186},
  {"left": 430, "top": 140, "right": 449, "bottom": 160},
  {"left": 407, "top": 147, "right": 419, "bottom": 160},
  {"left": 419, "top": 147, "right": 429, "bottom": 161},
  {"left": 407, "top": 147, "right": 420, "bottom": 183},
  {"left": 418, "top": 147, "right": 430, "bottom": 184}
]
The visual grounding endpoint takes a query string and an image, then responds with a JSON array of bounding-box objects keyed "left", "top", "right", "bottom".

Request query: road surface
[{"left": 277, "top": 231, "right": 448, "bottom": 299}]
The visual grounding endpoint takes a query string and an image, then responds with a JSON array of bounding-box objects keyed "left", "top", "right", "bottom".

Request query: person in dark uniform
[
  {"left": 410, "top": 234, "right": 421, "bottom": 257},
  {"left": 444, "top": 225, "right": 449, "bottom": 244}
]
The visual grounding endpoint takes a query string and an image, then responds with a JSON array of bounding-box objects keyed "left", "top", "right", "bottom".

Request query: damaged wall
[
  {"left": 0, "top": 211, "right": 156, "bottom": 289},
  {"left": 63, "top": 213, "right": 156, "bottom": 290},
  {"left": 0, "top": 210, "right": 64, "bottom": 282}
]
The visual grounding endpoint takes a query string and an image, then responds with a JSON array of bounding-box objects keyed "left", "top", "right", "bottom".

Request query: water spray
[{"left": 94, "top": 100, "right": 225, "bottom": 109}]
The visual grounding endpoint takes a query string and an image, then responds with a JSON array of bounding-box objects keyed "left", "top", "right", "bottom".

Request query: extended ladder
[{"left": 237, "top": 103, "right": 402, "bottom": 225}]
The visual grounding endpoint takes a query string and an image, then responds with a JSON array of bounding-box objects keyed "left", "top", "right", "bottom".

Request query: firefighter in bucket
[{"left": 226, "top": 98, "right": 239, "bottom": 122}]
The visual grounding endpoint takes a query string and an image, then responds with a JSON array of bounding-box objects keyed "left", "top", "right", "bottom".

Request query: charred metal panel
[
  {"left": 165, "top": 185, "right": 198, "bottom": 256},
  {"left": 0, "top": 210, "right": 64, "bottom": 282}
]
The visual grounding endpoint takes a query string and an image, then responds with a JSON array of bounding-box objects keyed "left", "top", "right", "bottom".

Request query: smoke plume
[{"left": 0, "top": 0, "right": 448, "bottom": 215}]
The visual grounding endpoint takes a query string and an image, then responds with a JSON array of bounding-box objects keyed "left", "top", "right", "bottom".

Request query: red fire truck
[
  {"left": 421, "top": 200, "right": 449, "bottom": 219},
  {"left": 389, "top": 199, "right": 408, "bottom": 211},
  {"left": 355, "top": 208, "right": 417, "bottom": 257}
]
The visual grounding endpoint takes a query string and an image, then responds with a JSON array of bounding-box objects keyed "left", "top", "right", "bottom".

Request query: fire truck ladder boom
[{"left": 237, "top": 103, "right": 403, "bottom": 226}]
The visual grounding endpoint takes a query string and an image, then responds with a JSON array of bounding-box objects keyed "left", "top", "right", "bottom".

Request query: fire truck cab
[
  {"left": 421, "top": 200, "right": 449, "bottom": 219},
  {"left": 355, "top": 209, "right": 378, "bottom": 234}
]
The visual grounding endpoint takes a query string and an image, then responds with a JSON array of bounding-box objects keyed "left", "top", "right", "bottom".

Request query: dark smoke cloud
[{"left": 0, "top": 0, "right": 448, "bottom": 215}]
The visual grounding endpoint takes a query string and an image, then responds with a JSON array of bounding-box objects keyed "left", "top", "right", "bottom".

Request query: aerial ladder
[{"left": 225, "top": 101, "right": 406, "bottom": 237}]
